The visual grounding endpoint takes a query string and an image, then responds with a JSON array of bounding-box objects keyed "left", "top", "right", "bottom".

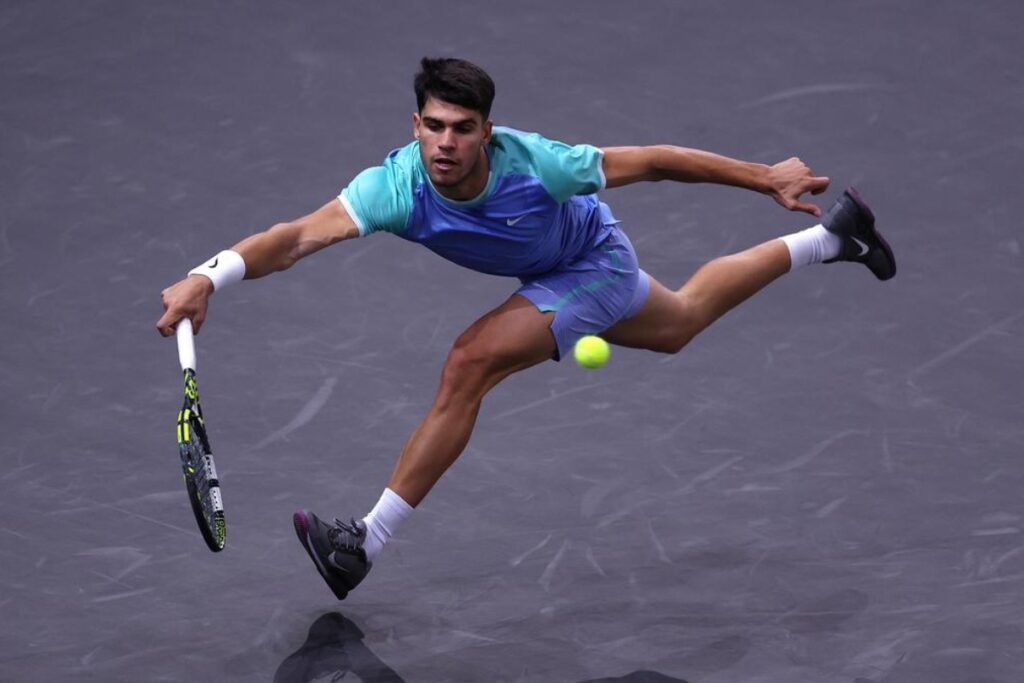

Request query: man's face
[{"left": 414, "top": 96, "right": 492, "bottom": 198}]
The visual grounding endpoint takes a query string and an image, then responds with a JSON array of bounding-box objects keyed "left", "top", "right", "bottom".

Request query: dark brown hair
[{"left": 414, "top": 57, "right": 496, "bottom": 119}]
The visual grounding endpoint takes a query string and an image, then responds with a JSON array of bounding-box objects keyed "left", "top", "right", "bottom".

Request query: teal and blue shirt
[{"left": 338, "top": 127, "right": 617, "bottom": 278}]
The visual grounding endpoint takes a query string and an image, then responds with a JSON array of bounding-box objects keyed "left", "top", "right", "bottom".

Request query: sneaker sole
[
  {"left": 293, "top": 510, "right": 350, "bottom": 600},
  {"left": 846, "top": 187, "right": 896, "bottom": 281}
]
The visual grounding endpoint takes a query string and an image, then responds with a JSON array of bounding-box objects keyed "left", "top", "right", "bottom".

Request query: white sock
[
  {"left": 780, "top": 224, "right": 842, "bottom": 270},
  {"left": 361, "top": 488, "right": 413, "bottom": 563}
]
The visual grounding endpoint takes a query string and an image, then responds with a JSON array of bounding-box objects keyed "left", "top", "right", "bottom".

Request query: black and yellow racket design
[{"left": 175, "top": 318, "right": 226, "bottom": 551}]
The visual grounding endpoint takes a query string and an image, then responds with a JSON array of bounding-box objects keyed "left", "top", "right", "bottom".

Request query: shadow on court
[
  {"left": 275, "top": 612, "right": 692, "bottom": 683},
  {"left": 274, "top": 612, "right": 404, "bottom": 683}
]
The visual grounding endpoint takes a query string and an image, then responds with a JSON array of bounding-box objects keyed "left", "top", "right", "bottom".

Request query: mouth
[{"left": 432, "top": 157, "right": 457, "bottom": 173}]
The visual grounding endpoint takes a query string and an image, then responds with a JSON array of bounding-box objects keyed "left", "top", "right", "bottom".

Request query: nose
[{"left": 438, "top": 129, "right": 456, "bottom": 151}]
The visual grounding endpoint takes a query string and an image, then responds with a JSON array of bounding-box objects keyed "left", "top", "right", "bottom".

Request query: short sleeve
[
  {"left": 512, "top": 130, "right": 606, "bottom": 203},
  {"left": 339, "top": 154, "right": 414, "bottom": 236}
]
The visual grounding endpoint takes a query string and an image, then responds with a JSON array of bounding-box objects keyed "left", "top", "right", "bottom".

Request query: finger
[
  {"left": 809, "top": 176, "right": 830, "bottom": 195},
  {"left": 192, "top": 315, "right": 204, "bottom": 334},
  {"left": 157, "top": 309, "right": 187, "bottom": 337},
  {"left": 794, "top": 201, "right": 822, "bottom": 217},
  {"left": 156, "top": 311, "right": 175, "bottom": 337},
  {"left": 772, "top": 192, "right": 793, "bottom": 211}
]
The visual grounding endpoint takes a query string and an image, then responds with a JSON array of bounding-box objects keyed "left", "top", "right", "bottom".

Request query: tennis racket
[{"left": 175, "top": 318, "right": 226, "bottom": 551}]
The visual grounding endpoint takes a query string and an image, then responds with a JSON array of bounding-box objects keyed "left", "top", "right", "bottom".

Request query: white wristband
[{"left": 188, "top": 250, "right": 246, "bottom": 291}]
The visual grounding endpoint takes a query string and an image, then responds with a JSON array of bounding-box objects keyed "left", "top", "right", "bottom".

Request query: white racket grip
[{"left": 176, "top": 318, "right": 197, "bottom": 372}]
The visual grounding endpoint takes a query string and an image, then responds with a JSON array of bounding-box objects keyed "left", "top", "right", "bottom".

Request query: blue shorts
[{"left": 516, "top": 226, "right": 650, "bottom": 361}]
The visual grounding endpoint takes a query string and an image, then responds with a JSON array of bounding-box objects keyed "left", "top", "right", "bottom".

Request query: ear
[
  {"left": 412, "top": 112, "right": 421, "bottom": 140},
  {"left": 481, "top": 118, "right": 493, "bottom": 145}
]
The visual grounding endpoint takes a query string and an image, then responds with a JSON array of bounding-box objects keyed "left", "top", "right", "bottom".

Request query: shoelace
[{"left": 328, "top": 518, "right": 364, "bottom": 551}]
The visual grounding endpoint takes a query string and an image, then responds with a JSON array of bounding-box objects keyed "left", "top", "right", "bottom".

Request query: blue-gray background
[{"left": 2, "top": 2, "right": 1022, "bottom": 681}]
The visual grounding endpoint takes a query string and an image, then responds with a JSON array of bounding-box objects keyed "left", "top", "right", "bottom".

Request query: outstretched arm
[
  {"left": 156, "top": 199, "right": 359, "bottom": 336},
  {"left": 230, "top": 199, "right": 359, "bottom": 277},
  {"left": 601, "top": 145, "right": 830, "bottom": 216}
]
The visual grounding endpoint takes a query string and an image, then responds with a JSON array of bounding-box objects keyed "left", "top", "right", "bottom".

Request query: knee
[
  {"left": 438, "top": 340, "right": 500, "bottom": 401},
  {"left": 656, "top": 297, "right": 706, "bottom": 355},
  {"left": 652, "top": 331, "right": 691, "bottom": 355},
  {"left": 658, "top": 336, "right": 689, "bottom": 355}
]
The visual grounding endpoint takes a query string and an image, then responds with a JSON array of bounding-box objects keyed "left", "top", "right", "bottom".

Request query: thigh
[
  {"left": 451, "top": 294, "right": 558, "bottom": 373},
  {"left": 603, "top": 275, "right": 696, "bottom": 352}
]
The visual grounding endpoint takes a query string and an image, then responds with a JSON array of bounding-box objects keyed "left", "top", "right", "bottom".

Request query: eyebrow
[{"left": 423, "top": 116, "right": 477, "bottom": 128}]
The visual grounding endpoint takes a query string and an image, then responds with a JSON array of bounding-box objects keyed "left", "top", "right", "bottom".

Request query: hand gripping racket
[{"left": 175, "top": 318, "right": 226, "bottom": 551}]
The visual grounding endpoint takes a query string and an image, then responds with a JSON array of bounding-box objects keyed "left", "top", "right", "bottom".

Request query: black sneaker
[
  {"left": 293, "top": 510, "right": 372, "bottom": 600},
  {"left": 822, "top": 187, "right": 896, "bottom": 280}
]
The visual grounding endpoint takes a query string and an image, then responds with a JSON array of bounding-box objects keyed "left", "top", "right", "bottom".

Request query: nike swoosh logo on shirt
[
  {"left": 852, "top": 237, "right": 870, "bottom": 256},
  {"left": 506, "top": 215, "right": 527, "bottom": 226}
]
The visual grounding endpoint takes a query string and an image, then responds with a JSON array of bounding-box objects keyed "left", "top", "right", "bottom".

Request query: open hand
[
  {"left": 156, "top": 275, "right": 214, "bottom": 337},
  {"left": 766, "top": 157, "right": 830, "bottom": 217}
]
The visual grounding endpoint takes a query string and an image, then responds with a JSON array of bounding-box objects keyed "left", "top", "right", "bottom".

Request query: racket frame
[{"left": 176, "top": 319, "right": 226, "bottom": 552}]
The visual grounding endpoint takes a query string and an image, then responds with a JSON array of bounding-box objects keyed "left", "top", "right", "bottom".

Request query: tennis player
[{"left": 157, "top": 57, "right": 895, "bottom": 600}]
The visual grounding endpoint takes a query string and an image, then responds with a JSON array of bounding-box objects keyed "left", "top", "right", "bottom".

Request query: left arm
[{"left": 601, "top": 145, "right": 830, "bottom": 217}]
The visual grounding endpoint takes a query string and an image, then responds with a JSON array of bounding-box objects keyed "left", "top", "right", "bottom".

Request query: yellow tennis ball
[{"left": 574, "top": 335, "right": 610, "bottom": 369}]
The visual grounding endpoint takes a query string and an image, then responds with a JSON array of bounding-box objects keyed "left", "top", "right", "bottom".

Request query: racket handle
[{"left": 176, "top": 318, "right": 197, "bottom": 372}]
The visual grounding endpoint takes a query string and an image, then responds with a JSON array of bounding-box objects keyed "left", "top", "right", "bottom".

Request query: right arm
[{"left": 156, "top": 199, "right": 359, "bottom": 336}]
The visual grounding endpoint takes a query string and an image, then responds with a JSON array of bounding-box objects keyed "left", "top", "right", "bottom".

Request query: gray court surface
[{"left": 2, "top": 1, "right": 1022, "bottom": 681}]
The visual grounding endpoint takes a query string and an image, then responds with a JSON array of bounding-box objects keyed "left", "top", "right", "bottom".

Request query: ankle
[
  {"left": 361, "top": 488, "right": 414, "bottom": 562},
  {"left": 780, "top": 225, "right": 841, "bottom": 270}
]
